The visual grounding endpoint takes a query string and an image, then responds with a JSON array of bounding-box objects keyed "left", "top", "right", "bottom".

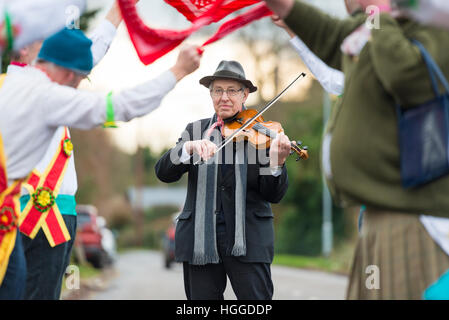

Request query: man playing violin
[{"left": 155, "top": 60, "right": 292, "bottom": 300}]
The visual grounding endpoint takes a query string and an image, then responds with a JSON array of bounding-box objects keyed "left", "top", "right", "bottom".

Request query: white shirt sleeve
[
  {"left": 112, "top": 70, "right": 177, "bottom": 122},
  {"left": 179, "top": 143, "right": 192, "bottom": 163},
  {"left": 41, "top": 70, "right": 177, "bottom": 129},
  {"left": 270, "top": 166, "right": 283, "bottom": 177},
  {"left": 289, "top": 36, "right": 345, "bottom": 96},
  {"left": 89, "top": 19, "right": 117, "bottom": 67}
]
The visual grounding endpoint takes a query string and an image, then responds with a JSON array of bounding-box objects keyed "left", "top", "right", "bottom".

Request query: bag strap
[
  {"left": 412, "top": 39, "right": 449, "bottom": 96},
  {"left": 412, "top": 40, "right": 449, "bottom": 145}
]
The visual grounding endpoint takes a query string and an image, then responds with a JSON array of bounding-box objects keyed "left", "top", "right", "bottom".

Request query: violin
[
  {"left": 192, "top": 73, "right": 308, "bottom": 166},
  {"left": 222, "top": 109, "right": 309, "bottom": 161}
]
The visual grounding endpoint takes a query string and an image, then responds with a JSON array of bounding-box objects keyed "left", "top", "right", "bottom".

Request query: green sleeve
[
  {"left": 370, "top": 14, "right": 448, "bottom": 107},
  {"left": 284, "top": 0, "right": 365, "bottom": 70}
]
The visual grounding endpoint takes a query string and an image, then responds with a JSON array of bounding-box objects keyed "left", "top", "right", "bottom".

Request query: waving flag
[
  {"left": 117, "top": 0, "right": 271, "bottom": 65},
  {"left": 201, "top": 3, "right": 271, "bottom": 47},
  {"left": 163, "top": 0, "right": 260, "bottom": 23}
]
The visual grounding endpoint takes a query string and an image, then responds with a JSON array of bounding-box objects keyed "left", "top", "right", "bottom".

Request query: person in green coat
[{"left": 264, "top": 0, "right": 449, "bottom": 299}]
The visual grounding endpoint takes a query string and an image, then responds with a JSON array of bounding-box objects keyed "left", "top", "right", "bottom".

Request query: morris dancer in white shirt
[
  {"left": 0, "top": 17, "right": 201, "bottom": 300},
  {"left": 0, "top": 5, "right": 122, "bottom": 299},
  {"left": 0, "top": 3, "right": 125, "bottom": 300},
  {"left": 15, "top": 3, "right": 135, "bottom": 301},
  {"left": 0, "top": 0, "right": 90, "bottom": 301}
]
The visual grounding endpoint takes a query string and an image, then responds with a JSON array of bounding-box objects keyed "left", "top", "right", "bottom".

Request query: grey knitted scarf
[{"left": 192, "top": 116, "right": 248, "bottom": 265}]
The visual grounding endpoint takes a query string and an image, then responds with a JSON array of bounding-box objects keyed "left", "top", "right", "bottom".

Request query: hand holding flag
[
  {"left": 170, "top": 44, "right": 202, "bottom": 81},
  {"left": 117, "top": 0, "right": 272, "bottom": 65}
]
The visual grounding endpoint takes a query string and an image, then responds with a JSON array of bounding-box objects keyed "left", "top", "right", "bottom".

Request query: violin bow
[{"left": 194, "top": 72, "right": 307, "bottom": 165}]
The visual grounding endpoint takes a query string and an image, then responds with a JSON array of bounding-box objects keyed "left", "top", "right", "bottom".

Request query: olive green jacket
[{"left": 285, "top": 1, "right": 449, "bottom": 217}]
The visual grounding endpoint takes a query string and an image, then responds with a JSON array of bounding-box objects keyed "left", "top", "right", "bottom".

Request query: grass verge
[
  {"left": 273, "top": 254, "right": 348, "bottom": 275},
  {"left": 273, "top": 240, "right": 356, "bottom": 275}
]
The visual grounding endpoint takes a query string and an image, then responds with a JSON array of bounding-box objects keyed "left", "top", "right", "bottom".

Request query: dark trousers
[
  {"left": 183, "top": 230, "right": 273, "bottom": 300},
  {"left": 21, "top": 215, "right": 77, "bottom": 300},
  {"left": 0, "top": 231, "right": 27, "bottom": 300}
]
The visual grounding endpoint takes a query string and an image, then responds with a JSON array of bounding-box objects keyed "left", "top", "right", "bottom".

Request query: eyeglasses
[{"left": 210, "top": 88, "right": 243, "bottom": 97}]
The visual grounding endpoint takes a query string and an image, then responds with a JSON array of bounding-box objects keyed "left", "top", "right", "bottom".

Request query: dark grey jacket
[{"left": 155, "top": 118, "right": 289, "bottom": 264}]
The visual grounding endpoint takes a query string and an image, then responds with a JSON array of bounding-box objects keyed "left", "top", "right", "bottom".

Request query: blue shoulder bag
[{"left": 396, "top": 40, "right": 449, "bottom": 188}]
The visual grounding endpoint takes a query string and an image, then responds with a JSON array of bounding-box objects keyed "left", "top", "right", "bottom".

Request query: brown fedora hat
[{"left": 199, "top": 60, "right": 257, "bottom": 93}]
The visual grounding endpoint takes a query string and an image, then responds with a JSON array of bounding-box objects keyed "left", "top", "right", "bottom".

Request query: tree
[
  {"left": 235, "top": 17, "right": 303, "bottom": 104},
  {"left": 264, "top": 82, "right": 350, "bottom": 256}
]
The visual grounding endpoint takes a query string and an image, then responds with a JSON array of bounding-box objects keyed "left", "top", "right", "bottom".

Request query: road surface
[{"left": 85, "top": 250, "right": 348, "bottom": 300}]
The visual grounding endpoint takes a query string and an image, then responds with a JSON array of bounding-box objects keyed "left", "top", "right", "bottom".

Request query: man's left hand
[{"left": 269, "top": 132, "right": 292, "bottom": 167}]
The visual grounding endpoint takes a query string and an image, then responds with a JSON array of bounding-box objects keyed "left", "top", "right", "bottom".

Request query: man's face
[
  {"left": 210, "top": 79, "right": 249, "bottom": 120},
  {"left": 27, "top": 41, "right": 43, "bottom": 64},
  {"left": 66, "top": 73, "right": 86, "bottom": 88},
  {"left": 47, "top": 66, "right": 86, "bottom": 88}
]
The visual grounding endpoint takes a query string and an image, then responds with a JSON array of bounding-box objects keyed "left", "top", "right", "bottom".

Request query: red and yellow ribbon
[
  {"left": 0, "top": 129, "right": 22, "bottom": 285},
  {"left": 0, "top": 74, "right": 6, "bottom": 88},
  {"left": 19, "top": 127, "right": 72, "bottom": 247},
  {"left": 0, "top": 181, "right": 22, "bottom": 285},
  {"left": 0, "top": 75, "right": 24, "bottom": 285},
  {"left": 0, "top": 129, "right": 7, "bottom": 193}
]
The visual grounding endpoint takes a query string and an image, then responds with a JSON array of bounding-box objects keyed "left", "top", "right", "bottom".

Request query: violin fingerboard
[{"left": 252, "top": 123, "right": 278, "bottom": 139}]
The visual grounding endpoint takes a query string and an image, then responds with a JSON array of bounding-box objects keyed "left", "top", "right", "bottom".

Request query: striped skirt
[{"left": 346, "top": 208, "right": 449, "bottom": 300}]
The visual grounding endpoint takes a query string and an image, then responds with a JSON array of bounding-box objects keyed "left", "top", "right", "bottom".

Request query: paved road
[{"left": 88, "top": 250, "right": 348, "bottom": 300}]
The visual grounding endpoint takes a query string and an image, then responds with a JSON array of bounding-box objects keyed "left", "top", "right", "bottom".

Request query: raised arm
[
  {"left": 41, "top": 45, "right": 201, "bottom": 129},
  {"left": 272, "top": 15, "right": 345, "bottom": 95},
  {"left": 266, "top": 0, "right": 365, "bottom": 70}
]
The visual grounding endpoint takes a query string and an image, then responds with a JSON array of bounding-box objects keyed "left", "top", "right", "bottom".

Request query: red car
[
  {"left": 75, "top": 205, "right": 115, "bottom": 269},
  {"left": 162, "top": 213, "right": 178, "bottom": 269}
]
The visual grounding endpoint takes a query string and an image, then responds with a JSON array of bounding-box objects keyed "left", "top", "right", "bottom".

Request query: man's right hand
[
  {"left": 264, "top": 0, "right": 295, "bottom": 19},
  {"left": 170, "top": 44, "right": 202, "bottom": 82},
  {"left": 184, "top": 140, "right": 217, "bottom": 161}
]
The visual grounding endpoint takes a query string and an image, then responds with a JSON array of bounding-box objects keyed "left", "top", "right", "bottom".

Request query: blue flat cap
[{"left": 38, "top": 28, "right": 93, "bottom": 75}]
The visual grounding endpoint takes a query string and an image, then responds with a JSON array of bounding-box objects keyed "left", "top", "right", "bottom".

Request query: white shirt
[
  {"left": 0, "top": 0, "right": 86, "bottom": 53},
  {"left": 289, "top": 36, "right": 345, "bottom": 96},
  {"left": 4, "top": 19, "right": 118, "bottom": 196},
  {"left": 288, "top": 35, "right": 345, "bottom": 180},
  {"left": 0, "top": 60, "right": 176, "bottom": 188},
  {"left": 4, "top": 65, "right": 79, "bottom": 197},
  {"left": 89, "top": 20, "right": 118, "bottom": 67},
  {"left": 420, "top": 215, "right": 449, "bottom": 256}
]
